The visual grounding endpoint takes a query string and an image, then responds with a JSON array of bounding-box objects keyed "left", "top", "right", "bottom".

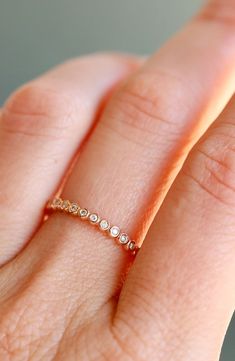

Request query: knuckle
[
  {"left": 198, "top": 0, "right": 235, "bottom": 26},
  {"left": 104, "top": 71, "right": 181, "bottom": 146},
  {"left": 120, "top": 74, "right": 161, "bottom": 123},
  {"left": 184, "top": 126, "right": 235, "bottom": 207},
  {"left": 2, "top": 83, "right": 79, "bottom": 139},
  {"left": 83, "top": 51, "right": 140, "bottom": 66},
  {"left": 114, "top": 72, "right": 171, "bottom": 128}
]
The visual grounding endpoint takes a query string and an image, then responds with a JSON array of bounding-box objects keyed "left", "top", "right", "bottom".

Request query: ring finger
[{"left": 18, "top": 0, "right": 235, "bottom": 312}]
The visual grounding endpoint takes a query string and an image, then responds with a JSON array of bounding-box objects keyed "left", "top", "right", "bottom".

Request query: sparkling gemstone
[
  {"left": 89, "top": 213, "right": 99, "bottom": 224},
  {"left": 110, "top": 226, "right": 120, "bottom": 238},
  {"left": 79, "top": 208, "right": 89, "bottom": 218},
  {"left": 119, "top": 233, "right": 129, "bottom": 245},
  {"left": 69, "top": 203, "right": 79, "bottom": 214},
  {"left": 53, "top": 198, "right": 62, "bottom": 208},
  {"left": 99, "top": 219, "right": 110, "bottom": 231},
  {"left": 128, "top": 241, "right": 136, "bottom": 251},
  {"left": 61, "top": 200, "right": 70, "bottom": 210}
]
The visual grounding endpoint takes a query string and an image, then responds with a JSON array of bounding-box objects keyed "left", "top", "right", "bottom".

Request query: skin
[{"left": 0, "top": 0, "right": 235, "bottom": 360}]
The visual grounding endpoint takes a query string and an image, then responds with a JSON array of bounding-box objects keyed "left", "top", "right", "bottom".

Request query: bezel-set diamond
[
  {"left": 79, "top": 208, "right": 89, "bottom": 218},
  {"left": 52, "top": 198, "right": 62, "bottom": 209},
  {"left": 69, "top": 203, "right": 79, "bottom": 214},
  {"left": 48, "top": 197, "right": 138, "bottom": 254},
  {"left": 61, "top": 200, "right": 70, "bottom": 210},
  {"left": 89, "top": 213, "right": 99, "bottom": 224},
  {"left": 128, "top": 241, "right": 136, "bottom": 251},
  {"left": 119, "top": 233, "right": 129, "bottom": 245},
  {"left": 110, "top": 226, "right": 120, "bottom": 238},
  {"left": 99, "top": 219, "right": 110, "bottom": 231}
]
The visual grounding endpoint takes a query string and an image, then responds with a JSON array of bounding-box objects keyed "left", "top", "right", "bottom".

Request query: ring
[{"left": 46, "top": 197, "right": 139, "bottom": 255}]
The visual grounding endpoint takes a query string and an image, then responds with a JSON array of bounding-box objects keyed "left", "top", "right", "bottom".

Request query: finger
[
  {"left": 63, "top": 0, "right": 235, "bottom": 236},
  {"left": 0, "top": 53, "right": 140, "bottom": 265},
  {"left": 116, "top": 95, "right": 235, "bottom": 360},
  {"left": 24, "top": 0, "right": 235, "bottom": 312}
]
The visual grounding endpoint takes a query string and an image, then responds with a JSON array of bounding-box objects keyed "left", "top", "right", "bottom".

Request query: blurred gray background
[{"left": 0, "top": 1, "right": 234, "bottom": 360}]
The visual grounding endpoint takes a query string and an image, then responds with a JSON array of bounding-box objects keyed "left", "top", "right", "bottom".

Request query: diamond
[
  {"left": 119, "top": 233, "right": 129, "bottom": 245},
  {"left": 61, "top": 200, "right": 70, "bottom": 210},
  {"left": 110, "top": 226, "right": 120, "bottom": 238},
  {"left": 128, "top": 241, "right": 136, "bottom": 251},
  {"left": 79, "top": 208, "right": 89, "bottom": 218},
  {"left": 69, "top": 203, "right": 79, "bottom": 214},
  {"left": 99, "top": 219, "right": 110, "bottom": 231},
  {"left": 89, "top": 213, "right": 99, "bottom": 224},
  {"left": 52, "top": 198, "right": 62, "bottom": 209}
]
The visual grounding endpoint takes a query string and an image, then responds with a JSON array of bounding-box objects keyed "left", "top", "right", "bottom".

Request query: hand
[{"left": 0, "top": 1, "right": 235, "bottom": 360}]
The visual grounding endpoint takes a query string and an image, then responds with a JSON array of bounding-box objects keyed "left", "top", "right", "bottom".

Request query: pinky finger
[{"left": 116, "top": 94, "right": 235, "bottom": 361}]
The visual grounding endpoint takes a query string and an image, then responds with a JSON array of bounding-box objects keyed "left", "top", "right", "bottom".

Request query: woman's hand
[{"left": 0, "top": 1, "right": 235, "bottom": 360}]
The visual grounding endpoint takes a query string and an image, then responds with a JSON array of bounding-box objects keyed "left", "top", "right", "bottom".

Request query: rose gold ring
[{"left": 46, "top": 197, "right": 139, "bottom": 255}]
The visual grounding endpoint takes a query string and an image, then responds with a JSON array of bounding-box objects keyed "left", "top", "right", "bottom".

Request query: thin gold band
[{"left": 46, "top": 197, "right": 139, "bottom": 255}]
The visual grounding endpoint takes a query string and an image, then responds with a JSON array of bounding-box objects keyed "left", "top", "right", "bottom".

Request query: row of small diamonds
[{"left": 50, "top": 197, "right": 138, "bottom": 254}]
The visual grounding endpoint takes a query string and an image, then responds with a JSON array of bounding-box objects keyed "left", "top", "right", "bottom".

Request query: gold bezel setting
[{"left": 47, "top": 197, "right": 138, "bottom": 255}]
